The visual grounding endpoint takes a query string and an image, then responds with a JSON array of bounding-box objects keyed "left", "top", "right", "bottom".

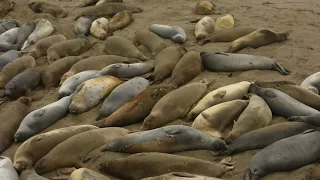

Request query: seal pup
[
  {"left": 0, "top": 50, "right": 21, "bottom": 71},
  {"left": 300, "top": 72, "right": 320, "bottom": 94},
  {"left": 74, "top": 16, "right": 95, "bottom": 38},
  {"left": 103, "top": 125, "right": 227, "bottom": 153},
  {"left": 108, "top": 10, "right": 133, "bottom": 34},
  {"left": 224, "top": 94, "right": 272, "bottom": 143},
  {"left": 0, "top": 156, "right": 18, "bottom": 180},
  {"left": 193, "top": 1, "right": 215, "bottom": 15},
  {"left": 97, "top": 77, "right": 149, "bottom": 120},
  {"left": 168, "top": 51, "right": 202, "bottom": 87},
  {"left": 194, "top": 16, "right": 215, "bottom": 40},
  {"left": 244, "top": 129, "right": 320, "bottom": 180},
  {"left": 21, "top": 18, "right": 54, "bottom": 50},
  {"left": 101, "top": 152, "right": 234, "bottom": 179},
  {"left": 141, "top": 82, "right": 207, "bottom": 130},
  {"left": 69, "top": 168, "right": 110, "bottom": 180},
  {"left": 249, "top": 84, "right": 320, "bottom": 118},
  {"left": 192, "top": 100, "right": 249, "bottom": 138},
  {"left": 90, "top": 17, "right": 108, "bottom": 40},
  {"left": 227, "top": 28, "right": 289, "bottom": 53},
  {"left": 214, "top": 14, "right": 234, "bottom": 31},
  {"left": 104, "top": 36, "right": 147, "bottom": 60},
  {"left": 0, "top": 19, "right": 18, "bottom": 35},
  {"left": 0, "top": 0, "right": 14, "bottom": 17},
  {"left": 29, "top": 1, "right": 67, "bottom": 18},
  {"left": 133, "top": 31, "right": 167, "bottom": 58},
  {"left": 141, "top": 172, "right": 223, "bottom": 180},
  {"left": 0, "top": 27, "right": 20, "bottom": 44},
  {"left": 15, "top": 21, "right": 36, "bottom": 49},
  {"left": 96, "top": 84, "right": 176, "bottom": 127},
  {"left": 69, "top": 76, "right": 122, "bottom": 114},
  {"left": 149, "top": 24, "right": 187, "bottom": 43},
  {"left": 14, "top": 95, "right": 72, "bottom": 142},
  {"left": 187, "top": 81, "right": 250, "bottom": 120},
  {"left": 288, "top": 113, "right": 320, "bottom": 127},
  {"left": 20, "top": 168, "right": 48, "bottom": 180}
]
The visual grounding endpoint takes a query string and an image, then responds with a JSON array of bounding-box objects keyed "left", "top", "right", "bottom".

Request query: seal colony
[{"left": 0, "top": 0, "right": 317, "bottom": 180}]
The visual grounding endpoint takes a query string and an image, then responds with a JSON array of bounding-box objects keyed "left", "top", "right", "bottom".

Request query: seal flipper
[
  {"left": 273, "top": 62, "right": 290, "bottom": 75},
  {"left": 171, "top": 172, "right": 197, "bottom": 178}
]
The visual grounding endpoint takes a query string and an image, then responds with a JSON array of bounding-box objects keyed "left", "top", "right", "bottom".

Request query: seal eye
[{"left": 254, "top": 169, "right": 258, "bottom": 173}]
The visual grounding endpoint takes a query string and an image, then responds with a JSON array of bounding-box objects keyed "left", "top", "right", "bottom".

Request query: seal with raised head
[
  {"left": 300, "top": 72, "right": 320, "bottom": 94},
  {"left": 133, "top": 31, "right": 167, "bottom": 58},
  {"left": 201, "top": 52, "right": 290, "bottom": 75},
  {"left": 214, "top": 14, "right": 234, "bottom": 32},
  {"left": 108, "top": 10, "right": 133, "bottom": 34},
  {"left": 104, "top": 36, "right": 147, "bottom": 61},
  {"left": 14, "top": 95, "right": 73, "bottom": 142},
  {"left": 0, "top": 19, "right": 18, "bottom": 35},
  {"left": 141, "top": 172, "right": 223, "bottom": 180},
  {"left": 90, "top": 17, "right": 108, "bottom": 40},
  {"left": 141, "top": 82, "right": 207, "bottom": 130},
  {"left": 0, "top": 156, "right": 19, "bottom": 180},
  {"left": 0, "top": 50, "right": 21, "bottom": 71},
  {"left": 69, "top": 168, "right": 110, "bottom": 180},
  {"left": 227, "top": 28, "right": 289, "bottom": 53},
  {"left": 103, "top": 125, "right": 227, "bottom": 153},
  {"left": 74, "top": 16, "right": 95, "bottom": 38},
  {"left": 224, "top": 94, "right": 272, "bottom": 143},
  {"left": 34, "top": 127, "right": 130, "bottom": 174},
  {"left": 192, "top": 100, "right": 249, "bottom": 138},
  {"left": 29, "top": 1, "right": 67, "bottom": 18},
  {"left": 69, "top": 76, "right": 122, "bottom": 114},
  {"left": 96, "top": 77, "right": 149, "bottom": 120},
  {"left": 15, "top": 21, "right": 36, "bottom": 49},
  {"left": 149, "top": 24, "right": 187, "bottom": 44},
  {"left": 193, "top": 1, "right": 215, "bottom": 15},
  {"left": 13, "top": 125, "right": 98, "bottom": 172},
  {"left": 96, "top": 84, "right": 176, "bottom": 127}
]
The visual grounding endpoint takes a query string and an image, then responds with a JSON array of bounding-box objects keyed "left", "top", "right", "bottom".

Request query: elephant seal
[
  {"left": 0, "top": 43, "right": 19, "bottom": 52},
  {"left": 142, "top": 82, "right": 207, "bottom": 130},
  {"left": 28, "top": 34, "right": 67, "bottom": 59},
  {"left": 96, "top": 0, "right": 123, "bottom": 5},
  {"left": 74, "top": 3, "right": 143, "bottom": 20},
  {"left": 193, "top": 1, "right": 215, "bottom": 15},
  {"left": 69, "top": 168, "right": 110, "bottom": 180},
  {"left": 108, "top": 10, "right": 133, "bottom": 34},
  {"left": 244, "top": 129, "right": 320, "bottom": 180},
  {"left": 214, "top": 14, "right": 234, "bottom": 32},
  {"left": 15, "top": 21, "right": 36, "bottom": 49},
  {"left": 227, "top": 29, "right": 289, "bottom": 53},
  {"left": 249, "top": 84, "right": 320, "bottom": 118},
  {"left": 255, "top": 81, "right": 320, "bottom": 111},
  {"left": 90, "top": 17, "right": 108, "bottom": 40},
  {"left": 0, "top": 156, "right": 18, "bottom": 180},
  {"left": 168, "top": 51, "right": 202, "bottom": 87},
  {"left": 58, "top": 70, "right": 99, "bottom": 99},
  {"left": 97, "top": 77, "right": 149, "bottom": 120},
  {"left": 77, "top": 0, "right": 99, "bottom": 7},
  {"left": 14, "top": 95, "right": 72, "bottom": 142},
  {"left": 300, "top": 72, "right": 320, "bottom": 94},
  {"left": 96, "top": 84, "right": 176, "bottom": 127},
  {"left": 29, "top": 1, "right": 67, "bottom": 18},
  {"left": 93, "top": 62, "right": 154, "bottom": 79},
  {"left": 20, "top": 168, "right": 48, "bottom": 180},
  {"left": 194, "top": 16, "right": 215, "bottom": 40},
  {"left": 0, "top": 19, "right": 18, "bottom": 35},
  {"left": 149, "top": 24, "right": 187, "bottom": 44},
  {"left": 201, "top": 52, "right": 290, "bottom": 75},
  {"left": 74, "top": 16, "right": 95, "bottom": 38},
  {"left": 13, "top": 125, "right": 97, "bottom": 172},
  {"left": 103, "top": 125, "right": 227, "bottom": 153},
  {"left": 198, "top": 27, "right": 257, "bottom": 45},
  {"left": 47, "top": 38, "right": 94, "bottom": 64},
  {"left": 41, "top": 56, "right": 84, "bottom": 89},
  {"left": 133, "top": 31, "right": 167, "bottom": 58},
  {"left": 102, "top": 152, "right": 234, "bottom": 179},
  {"left": 21, "top": 18, "right": 54, "bottom": 50},
  {"left": 0, "top": 50, "right": 21, "bottom": 71},
  {"left": 224, "top": 94, "right": 272, "bottom": 143},
  {"left": 188, "top": 81, "right": 250, "bottom": 120},
  {"left": 34, "top": 127, "right": 129, "bottom": 174},
  {"left": 0, "top": 0, "right": 14, "bottom": 18},
  {"left": 0, "top": 97, "right": 31, "bottom": 154},
  {"left": 104, "top": 36, "right": 147, "bottom": 61},
  {"left": 69, "top": 76, "right": 122, "bottom": 114},
  {"left": 288, "top": 113, "right": 320, "bottom": 127},
  {"left": 0, "top": 55, "right": 35, "bottom": 88},
  {"left": 4, "top": 67, "right": 42, "bottom": 99},
  {"left": 150, "top": 46, "right": 186, "bottom": 84},
  {"left": 141, "top": 172, "right": 223, "bottom": 180},
  {"left": 192, "top": 100, "right": 249, "bottom": 138},
  {"left": 0, "top": 27, "right": 19, "bottom": 44}
]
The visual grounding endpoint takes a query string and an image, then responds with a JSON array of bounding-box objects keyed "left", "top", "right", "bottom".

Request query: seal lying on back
[
  {"left": 0, "top": 156, "right": 19, "bottom": 180},
  {"left": 141, "top": 172, "right": 223, "bottom": 180},
  {"left": 0, "top": 50, "right": 21, "bottom": 71},
  {"left": 201, "top": 52, "right": 290, "bottom": 75},
  {"left": 29, "top": 1, "right": 67, "bottom": 18},
  {"left": 28, "top": 35, "right": 67, "bottom": 59},
  {"left": 150, "top": 24, "right": 187, "bottom": 44},
  {"left": 0, "top": 19, "right": 18, "bottom": 35},
  {"left": 300, "top": 72, "right": 320, "bottom": 94},
  {"left": 103, "top": 125, "right": 227, "bottom": 153},
  {"left": 244, "top": 129, "right": 320, "bottom": 180}
]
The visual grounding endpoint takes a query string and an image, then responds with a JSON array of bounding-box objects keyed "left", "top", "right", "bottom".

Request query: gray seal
[
  {"left": 20, "top": 168, "right": 48, "bottom": 180},
  {"left": 0, "top": 19, "right": 18, "bottom": 35},
  {"left": 74, "top": 16, "right": 95, "bottom": 38},
  {"left": 96, "top": 77, "right": 149, "bottom": 120},
  {"left": 0, "top": 27, "right": 20, "bottom": 51},
  {"left": 288, "top": 113, "right": 320, "bottom": 127},
  {"left": 244, "top": 129, "right": 320, "bottom": 180},
  {"left": 300, "top": 72, "right": 320, "bottom": 94},
  {"left": 102, "top": 125, "right": 227, "bottom": 153},
  {"left": 0, "top": 156, "right": 19, "bottom": 180},
  {"left": 14, "top": 95, "right": 72, "bottom": 142},
  {"left": 150, "top": 24, "right": 187, "bottom": 44},
  {"left": 0, "top": 50, "right": 21, "bottom": 71},
  {"left": 15, "top": 21, "right": 36, "bottom": 49},
  {"left": 201, "top": 52, "right": 290, "bottom": 75}
]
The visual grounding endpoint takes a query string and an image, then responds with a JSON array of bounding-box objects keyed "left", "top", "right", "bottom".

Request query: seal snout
[{"left": 69, "top": 103, "right": 85, "bottom": 114}]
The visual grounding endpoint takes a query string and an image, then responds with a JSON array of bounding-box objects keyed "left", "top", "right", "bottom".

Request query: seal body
[
  {"left": 69, "top": 76, "right": 122, "bottom": 114},
  {"left": 103, "top": 125, "right": 227, "bottom": 153},
  {"left": 29, "top": 1, "right": 67, "bottom": 18},
  {"left": 0, "top": 27, "right": 19, "bottom": 44},
  {"left": 4, "top": 67, "right": 42, "bottom": 99},
  {"left": 300, "top": 72, "right": 320, "bottom": 94},
  {"left": 14, "top": 95, "right": 73, "bottom": 142},
  {"left": 109, "top": 10, "right": 133, "bottom": 34},
  {"left": 15, "top": 21, "right": 36, "bottom": 49},
  {"left": 21, "top": 18, "right": 54, "bottom": 50},
  {"left": 0, "top": 50, "right": 21, "bottom": 71},
  {"left": 90, "top": 17, "right": 108, "bottom": 40},
  {"left": 193, "top": 1, "right": 215, "bottom": 15},
  {"left": 141, "top": 172, "right": 223, "bottom": 180},
  {"left": 228, "top": 28, "right": 289, "bottom": 53},
  {"left": 13, "top": 125, "right": 97, "bottom": 172},
  {"left": 133, "top": 31, "right": 167, "bottom": 58},
  {"left": 214, "top": 14, "right": 234, "bottom": 31},
  {"left": 195, "top": 16, "right": 215, "bottom": 40},
  {"left": 0, "top": 156, "right": 19, "bottom": 180},
  {"left": 0, "top": 55, "right": 36, "bottom": 88},
  {"left": 96, "top": 0, "right": 123, "bottom": 6},
  {"left": 77, "top": 0, "right": 99, "bottom": 7},
  {"left": 74, "top": 16, "right": 95, "bottom": 38},
  {"left": 0, "top": 19, "right": 18, "bottom": 35},
  {"left": 28, "top": 35, "right": 67, "bottom": 59},
  {"left": 142, "top": 82, "right": 207, "bottom": 130},
  {"left": 150, "top": 24, "right": 187, "bottom": 44},
  {"left": 69, "top": 168, "right": 110, "bottom": 180},
  {"left": 188, "top": 81, "right": 250, "bottom": 120},
  {"left": 192, "top": 100, "right": 249, "bottom": 138},
  {"left": 96, "top": 84, "right": 176, "bottom": 127},
  {"left": 104, "top": 36, "right": 147, "bottom": 60},
  {"left": 20, "top": 168, "right": 48, "bottom": 180},
  {"left": 97, "top": 77, "right": 149, "bottom": 120},
  {"left": 169, "top": 51, "right": 202, "bottom": 87},
  {"left": 288, "top": 113, "right": 320, "bottom": 127}
]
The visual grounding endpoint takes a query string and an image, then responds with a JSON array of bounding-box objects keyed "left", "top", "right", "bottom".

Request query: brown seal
[
  {"left": 109, "top": 10, "right": 134, "bottom": 34},
  {"left": 227, "top": 29, "right": 289, "bottom": 53},
  {"left": 133, "top": 31, "right": 167, "bottom": 58},
  {"left": 29, "top": 1, "right": 67, "bottom": 18},
  {"left": 28, "top": 35, "right": 67, "bottom": 59}
]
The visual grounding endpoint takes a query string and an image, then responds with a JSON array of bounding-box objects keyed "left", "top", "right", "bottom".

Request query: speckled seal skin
[{"left": 150, "top": 24, "right": 187, "bottom": 43}]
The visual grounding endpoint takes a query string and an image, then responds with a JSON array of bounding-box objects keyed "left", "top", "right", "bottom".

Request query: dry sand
[{"left": 1, "top": 0, "right": 320, "bottom": 179}]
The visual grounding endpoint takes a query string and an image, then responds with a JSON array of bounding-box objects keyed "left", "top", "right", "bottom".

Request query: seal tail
[{"left": 274, "top": 62, "right": 290, "bottom": 75}]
